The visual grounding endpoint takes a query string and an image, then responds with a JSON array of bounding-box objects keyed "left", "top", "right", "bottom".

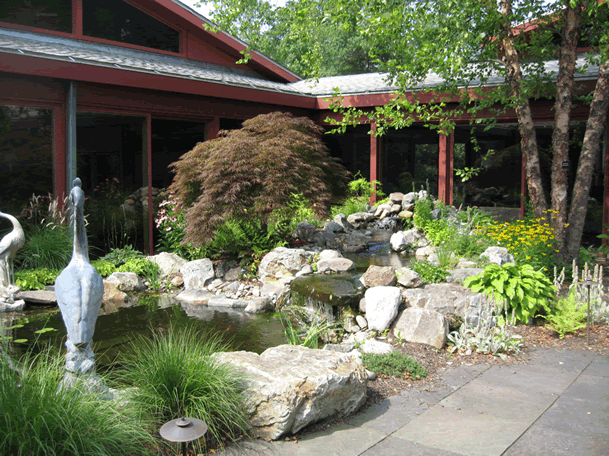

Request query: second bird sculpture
[{"left": 55, "top": 178, "right": 106, "bottom": 392}]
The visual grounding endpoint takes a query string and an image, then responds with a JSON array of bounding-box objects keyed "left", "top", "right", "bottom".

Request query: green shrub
[
  {"left": 409, "top": 261, "right": 448, "bottom": 283},
  {"left": 425, "top": 219, "right": 457, "bottom": 246},
  {"left": 412, "top": 197, "right": 434, "bottom": 231},
  {"left": 117, "top": 327, "right": 251, "bottom": 453},
  {"left": 0, "top": 350, "right": 154, "bottom": 456},
  {"left": 542, "top": 289, "right": 587, "bottom": 338},
  {"left": 362, "top": 351, "right": 427, "bottom": 379},
  {"left": 91, "top": 259, "right": 117, "bottom": 277},
  {"left": 446, "top": 231, "right": 493, "bottom": 259},
  {"left": 15, "top": 224, "right": 72, "bottom": 270},
  {"left": 100, "top": 245, "right": 144, "bottom": 267},
  {"left": 117, "top": 258, "right": 161, "bottom": 290},
  {"left": 330, "top": 196, "right": 369, "bottom": 218},
  {"left": 14, "top": 268, "right": 59, "bottom": 291},
  {"left": 464, "top": 263, "right": 556, "bottom": 324}
]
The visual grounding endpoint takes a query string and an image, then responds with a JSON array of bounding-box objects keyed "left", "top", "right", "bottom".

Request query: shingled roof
[
  {"left": 0, "top": 27, "right": 599, "bottom": 100},
  {"left": 0, "top": 27, "right": 306, "bottom": 96}
]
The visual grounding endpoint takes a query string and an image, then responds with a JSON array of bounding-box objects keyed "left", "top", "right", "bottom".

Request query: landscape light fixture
[{"left": 160, "top": 416, "right": 208, "bottom": 456}]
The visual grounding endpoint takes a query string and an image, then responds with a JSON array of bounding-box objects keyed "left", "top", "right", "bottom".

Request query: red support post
[
  {"left": 72, "top": 0, "right": 83, "bottom": 37},
  {"left": 438, "top": 132, "right": 454, "bottom": 205},
  {"left": 205, "top": 116, "right": 220, "bottom": 140},
  {"left": 370, "top": 122, "right": 380, "bottom": 205},
  {"left": 146, "top": 114, "right": 154, "bottom": 255}
]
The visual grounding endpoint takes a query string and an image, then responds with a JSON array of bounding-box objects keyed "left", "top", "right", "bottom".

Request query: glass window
[
  {"left": 83, "top": 0, "right": 180, "bottom": 53},
  {"left": 0, "top": 0, "right": 72, "bottom": 33},
  {"left": 0, "top": 105, "right": 54, "bottom": 215}
]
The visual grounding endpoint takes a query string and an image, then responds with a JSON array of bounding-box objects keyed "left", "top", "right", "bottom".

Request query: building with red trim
[{"left": 1, "top": 0, "right": 606, "bottom": 252}]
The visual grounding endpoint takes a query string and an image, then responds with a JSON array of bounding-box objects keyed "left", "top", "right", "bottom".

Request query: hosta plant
[{"left": 463, "top": 263, "right": 556, "bottom": 324}]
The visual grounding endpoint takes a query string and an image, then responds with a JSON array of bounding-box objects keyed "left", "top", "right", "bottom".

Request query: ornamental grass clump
[
  {"left": 475, "top": 209, "right": 560, "bottom": 275},
  {"left": 0, "top": 349, "right": 154, "bottom": 456},
  {"left": 118, "top": 326, "right": 251, "bottom": 453}
]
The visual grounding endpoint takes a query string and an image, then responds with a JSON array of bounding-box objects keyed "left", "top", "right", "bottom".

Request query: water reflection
[{"left": 1, "top": 295, "right": 286, "bottom": 369}]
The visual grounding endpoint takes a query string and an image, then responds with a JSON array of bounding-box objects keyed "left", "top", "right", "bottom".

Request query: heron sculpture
[
  {"left": 55, "top": 178, "right": 105, "bottom": 390},
  {"left": 0, "top": 210, "right": 25, "bottom": 291}
]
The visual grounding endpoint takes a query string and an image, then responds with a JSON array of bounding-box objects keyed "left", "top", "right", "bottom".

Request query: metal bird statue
[
  {"left": 55, "top": 178, "right": 107, "bottom": 393},
  {"left": 0, "top": 210, "right": 25, "bottom": 291}
]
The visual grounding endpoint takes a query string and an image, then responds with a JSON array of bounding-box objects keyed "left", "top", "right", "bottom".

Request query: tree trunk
[
  {"left": 565, "top": 57, "right": 609, "bottom": 261},
  {"left": 499, "top": 0, "right": 548, "bottom": 218},
  {"left": 551, "top": 3, "right": 584, "bottom": 252}
]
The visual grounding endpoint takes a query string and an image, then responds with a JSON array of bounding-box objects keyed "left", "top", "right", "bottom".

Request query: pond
[
  {"left": 1, "top": 229, "right": 411, "bottom": 368},
  {"left": 1, "top": 295, "right": 286, "bottom": 371}
]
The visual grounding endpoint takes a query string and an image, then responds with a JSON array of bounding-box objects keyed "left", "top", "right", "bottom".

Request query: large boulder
[
  {"left": 447, "top": 268, "right": 484, "bottom": 284},
  {"left": 333, "top": 213, "right": 353, "bottom": 231},
  {"left": 146, "top": 252, "right": 186, "bottom": 276},
  {"left": 258, "top": 247, "right": 314, "bottom": 283},
  {"left": 293, "top": 222, "right": 317, "bottom": 242},
  {"left": 390, "top": 229, "right": 424, "bottom": 252},
  {"left": 360, "top": 265, "right": 397, "bottom": 288},
  {"left": 392, "top": 307, "right": 448, "bottom": 349},
  {"left": 481, "top": 246, "right": 515, "bottom": 265},
  {"left": 365, "top": 286, "right": 402, "bottom": 331},
  {"left": 215, "top": 345, "right": 367, "bottom": 440},
  {"left": 180, "top": 259, "right": 215, "bottom": 290},
  {"left": 401, "top": 283, "right": 491, "bottom": 321}
]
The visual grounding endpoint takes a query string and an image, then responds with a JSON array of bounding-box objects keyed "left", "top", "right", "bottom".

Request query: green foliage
[
  {"left": 409, "top": 261, "right": 448, "bottom": 284},
  {"left": 100, "top": 245, "right": 144, "bottom": 267},
  {"left": 14, "top": 268, "right": 59, "bottom": 291},
  {"left": 447, "top": 322, "right": 524, "bottom": 356},
  {"left": 155, "top": 193, "right": 207, "bottom": 261},
  {"left": 0, "top": 350, "right": 154, "bottom": 456},
  {"left": 464, "top": 263, "right": 556, "bottom": 324},
  {"left": 362, "top": 351, "right": 427, "bottom": 379},
  {"left": 412, "top": 197, "right": 434, "bottom": 232},
  {"left": 277, "top": 311, "right": 335, "bottom": 349},
  {"left": 425, "top": 219, "right": 457, "bottom": 246},
  {"left": 331, "top": 172, "right": 385, "bottom": 218},
  {"left": 90, "top": 259, "right": 117, "bottom": 277},
  {"left": 170, "top": 112, "right": 349, "bottom": 246},
  {"left": 446, "top": 231, "right": 493, "bottom": 259},
  {"left": 117, "top": 258, "right": 161, "bottom": 289},
  {"left": 542, "top": 290, "right": 587, "bottom": 339},
  {"left": 330, "top": 196, "right": 369, "bottom": 219},
  {"left": 15, "top": 224, "right": 72, "bottom": 270},
  {"left": 117, "top": 327, "right": 251, "bottom": 453}
]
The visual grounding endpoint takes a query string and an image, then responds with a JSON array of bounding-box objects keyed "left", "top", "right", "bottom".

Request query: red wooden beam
[
  {"left": 72, "top": 0, "right": 83, "bottom": 37},
  {"left": 438, "top": 132, "right": 454, "bottom": 204},
  {"left": 0, "top": 54, "right": 316, "bottom": 109},
  {"left": 205, "top": 117, "right": 220, "bottom": 140}
]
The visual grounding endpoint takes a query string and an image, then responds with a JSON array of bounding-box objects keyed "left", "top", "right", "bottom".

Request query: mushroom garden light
[{"left": 160, "top": 417, "right": 208, "bottom": 456}]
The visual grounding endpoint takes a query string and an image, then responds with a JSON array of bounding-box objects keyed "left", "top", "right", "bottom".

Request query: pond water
[
  {"left": 1, "top": 230, "right": 411, "bottom": 367},
  {"left": 1, "top": 295, "right": 286, "bottom": 371}
]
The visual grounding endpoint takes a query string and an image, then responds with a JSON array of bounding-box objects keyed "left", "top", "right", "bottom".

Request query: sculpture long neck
[
  {"left": 72, "top": 204, "right": 89, "bottom": 262},
  {"left": 2, "top": 213, "right": 24, "bottom": 236}
]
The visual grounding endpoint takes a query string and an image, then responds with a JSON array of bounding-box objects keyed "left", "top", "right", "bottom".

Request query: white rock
[
  {"left": 481, "top": 246, "right": 515, "bottom": 265},
  {"left": 393, "top": 307, "right": 448, "bottom": 349},
  {"left": 395, "top": 267, "right": 424, "bottom": 288},
  {"left": 365, "top": 286, "right": 402, "bottom": 331},
  {"left": 359, "top": 338, "right": 394, "bottom": 355},
  {"left": 355, "top": 315, "right": 368, "bottom": 329},
  {"left": 319, "top": 249, "right": 342, "bottom": 260},
  {"left": 316, "top": 258, "right": 355, "bottom": 273},
  {"left": 180, "top": 259, "right": 215, "bottom": 290},
  {"left": 258, "top": 247, "right": 314, "bottom": 283},
  {"left": 146, "top": 252, "right": 186, "bottom": 276},
  {"left": 105, "top": 272, "right": 145, "bottom": 292}
]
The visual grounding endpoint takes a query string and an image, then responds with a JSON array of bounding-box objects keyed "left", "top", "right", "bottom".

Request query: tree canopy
[{"left": 201, "top": 0, "right": 609, "bottom": 261}]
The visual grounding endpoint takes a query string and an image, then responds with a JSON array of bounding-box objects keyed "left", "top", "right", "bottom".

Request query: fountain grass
[
  {"left": 278, "top": 311, "right": 337, "bottom": 349},
  {"left": 0, "top": 349, "right": 155, "bottom": 456},
  {"left": 116, "top": 325, "right": 251, "bottom": 453},
  {"left": 16, "top": 224, "right": 72, "bottom": 270}
]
